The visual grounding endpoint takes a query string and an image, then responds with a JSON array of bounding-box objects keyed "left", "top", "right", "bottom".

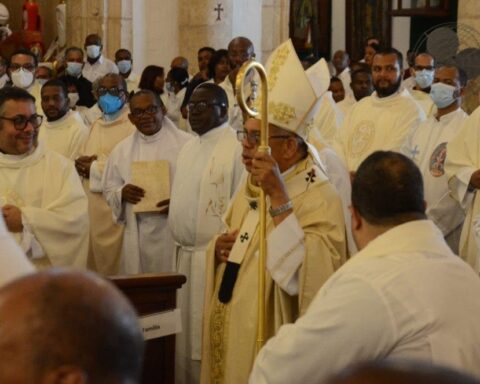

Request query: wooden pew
[{"left": 111, "top": 273, "right": 186, "bottom": 384}]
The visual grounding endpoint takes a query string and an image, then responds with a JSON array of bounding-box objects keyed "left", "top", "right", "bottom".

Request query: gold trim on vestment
[{"left": 267, "top": 44, "right": 290, "bottom": 91}]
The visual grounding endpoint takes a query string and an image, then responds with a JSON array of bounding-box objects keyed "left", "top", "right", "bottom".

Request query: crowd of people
[{"left": 1, "top": 31, "right": 480, "bottom": 384}]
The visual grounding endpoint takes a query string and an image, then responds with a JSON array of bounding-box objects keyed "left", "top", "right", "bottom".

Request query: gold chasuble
[{"left": 201, "top": 156, "right": 347, "bottom": 383}]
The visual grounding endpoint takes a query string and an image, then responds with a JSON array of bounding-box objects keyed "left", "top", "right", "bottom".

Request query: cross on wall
[{"left": 214, "top": 3, "right": 224, "bottom": 21}]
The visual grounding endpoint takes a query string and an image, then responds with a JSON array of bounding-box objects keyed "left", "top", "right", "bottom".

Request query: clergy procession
[{"left": 2, "top": 0, "right": 480, "bottom": 383}]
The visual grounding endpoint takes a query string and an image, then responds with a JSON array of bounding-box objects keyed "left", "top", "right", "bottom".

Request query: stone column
[{"left": 262, "top": 0, "right": 290, "bottom": 61}]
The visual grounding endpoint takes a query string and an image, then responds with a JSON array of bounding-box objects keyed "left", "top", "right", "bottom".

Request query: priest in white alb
[
  {"left": 404, "top": 65, "right": 467, "bottom": 253},
  {"left": 335, "top": 47, "right": 425, "bottom": 172},
  {"left": 169, "top": 83, "right": 243, "bottom": 384},
  {"left": 200, "top": 40, "right": 348, "bottom": 384},
  {"left": 0, "top": 87, "right": 88, "bottom": 268},
  {"left": 445, "top": 96, "right": 480, "bottom": 272},
  {"left": 102, "top": 90, "right": 191, "bottom": 274},
  {"left": 38, "top": 79, "right": 89, "bottom": 160},
  {"left": 75, "top": 73, "right": 136, "bottom": 274},
  {"left": 336, "top": 66, "right": 373, "bottom": 116}
]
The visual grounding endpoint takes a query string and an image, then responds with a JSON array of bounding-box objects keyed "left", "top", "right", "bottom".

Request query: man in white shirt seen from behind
[
  {"left": 169, "top": 83, "right": 243, "bottom": 384},
  {"left": 39, "top": 79, "right": 89, "bottom": 160},
  {"left": 82, "top": 33, "right": 118, "bottom": 83},
  {"left": 404, "top": 65, "right": 468, "bottom": 253},
  {"left": 249, "top": 151, "right": 480, "bottom": 384}
]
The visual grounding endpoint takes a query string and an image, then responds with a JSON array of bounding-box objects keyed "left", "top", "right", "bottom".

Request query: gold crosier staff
[{"left": 235, "top": 60, "right": 269, "bottom": 355}]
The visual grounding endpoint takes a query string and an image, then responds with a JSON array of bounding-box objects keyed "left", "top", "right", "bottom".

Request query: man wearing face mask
[
  {"left": 59, "top": 46, "right": 96, "bottom": 108},
  {"left": 7, "top": 48, "right": 42, "bottom": 114},
  {"left": 82, "top": 33, "right": 118, "bottom": 83},
  {"left": 408, "top": 52, "right": 436, "bottom": 117},
  {"left": 403, "top": 65, "right": 467, "bottom": 253},
  {"left": 38, "top": 79, "right": 89, "bottom": 160},
  {"left": 76, "top": 73, "right": 135, "bottom": 274},
  {"left": 115, "top": 48, "right": 139, "bottom": 95}
]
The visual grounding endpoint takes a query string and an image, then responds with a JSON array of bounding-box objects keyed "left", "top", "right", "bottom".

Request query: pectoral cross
[
  {"left": 240, "top": 232, "right": 249, "bottom": 243},
  {"left": 305, "top": 169, "right": 316, "bottom": 184},
  {"left": 214, "top": 3, "right": 224, "bottom": 21},
  {"left": 411, "top": 145, "right": 420, "bottom": 161}
]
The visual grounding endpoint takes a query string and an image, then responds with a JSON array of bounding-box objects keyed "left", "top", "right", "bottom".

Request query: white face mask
[
  {"left": 430, "top": 82, "right": 457, "bottom": 109},
  {"left": 66, "top": 62, "right": 83, "bottom": 77},
  {"left": 86, "top": 45, "right": 101, "bottom": 59},
  {"left": 11, "top": 68, "right": 34, "bottom": 89},
  {"left": 68, "top": 92, "right": 80, "bottom": 108},
  {"left": 117, "top": 60, "right": 132, "bottom": 74}
]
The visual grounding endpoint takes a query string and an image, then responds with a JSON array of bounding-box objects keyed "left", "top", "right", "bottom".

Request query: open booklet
[{"left": 131, "top": 160, "right": 170, "bottom": 213}]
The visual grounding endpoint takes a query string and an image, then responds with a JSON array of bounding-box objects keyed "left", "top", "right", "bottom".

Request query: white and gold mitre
[
  {"left": 305, "top": 57, "right": 331, "bottom": 98},
  {"left": 263, "top": 39, "right": 325, "bottom": 140}
]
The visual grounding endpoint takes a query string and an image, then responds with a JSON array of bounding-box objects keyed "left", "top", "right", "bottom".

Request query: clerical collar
[
  {"left": 199, "top": 122, "right": 229, "bottom": 142},
  {"left": 103, "top": 107, "right": 124, "bottom": 122},
  {"left": 138, "top": 126, "right": 164, "bottom": 142},
  {"left": 45, "top": 110, "right": 72, "bottom": 127}
]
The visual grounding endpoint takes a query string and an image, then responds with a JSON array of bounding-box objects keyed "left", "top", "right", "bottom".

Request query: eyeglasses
[
  {"left": 10, "top": 63, "right": 36, "bottom": 72},
  {"left": 414, "top": 65, "right": 434, "bottom": 71},
  {"left": 130, "top": 105, "right": 159, "bottom": 118},
  {"left": 97, "top": 87, "right": 124, "bottom": 97},
  {"left": 0, "top": 114, "right": 43, "bottom": 130},
  {"left": 187, "top": 101, "right": 226, "bottom": 113},
  {"left": 236, "top": 130, "right": 292, "bottom": 145}
]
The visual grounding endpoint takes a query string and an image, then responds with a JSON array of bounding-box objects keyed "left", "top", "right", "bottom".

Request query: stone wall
[{"left": 34, "top": 0, "right": 289, "bottom": 71}]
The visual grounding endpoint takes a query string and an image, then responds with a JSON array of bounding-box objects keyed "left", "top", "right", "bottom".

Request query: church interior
[{"left": 1, "top": 1, "right": 480, "bottom": 383}]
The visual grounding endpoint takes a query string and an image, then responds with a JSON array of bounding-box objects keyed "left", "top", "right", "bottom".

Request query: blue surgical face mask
[
  {"left": 117, "top": 60, "right": 132, "bottom": 74},
  {"left": 66, "top": 62, "right": 83, "bottom": 77},
  {"left": 98, "top": 93, "right": 123, "bottom": 114},
  {"left": 86, "top": 45, "right": 101, "bottom": 59},
  {"left": 415, "top": 69, "right": 434, "bottom": 89},
  {"left": 430, "top": 82, "right": 457, "bottom": 109}
]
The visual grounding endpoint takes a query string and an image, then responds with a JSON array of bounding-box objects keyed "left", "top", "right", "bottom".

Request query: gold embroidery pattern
[
  {"left": 269, "top": 102, "right": 296, "bottom": 125},
  {"left": 348, "top": 120, "right": 375, "bottom": 158},
  {"left": 211, "top": 300, "right": 229, "bottom": 384},
  {"left": 267, "top": 44, "right": 290, "bottom": 91},
  {"left": 0, "top": 189, "right": 24, "bottom": 207}
]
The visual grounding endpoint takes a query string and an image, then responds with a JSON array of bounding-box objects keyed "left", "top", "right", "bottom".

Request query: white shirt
[
  {"left": 250, "top": 220, "right": 480, "bottom": 383},
  {"left": 38, "top": 110, "right": 89, "bottom": 160},
  {"left": 0, "top": 215, "right": 35, "bottom": 286},
  {"left": 404, "top": 108, "right": 467, "bottom": 240},
  {"left": 409, "top": 88, "right": 436, "bottom": 118},
  {"left": 82, "top": 54, "right": 119, "bottom": 83}
]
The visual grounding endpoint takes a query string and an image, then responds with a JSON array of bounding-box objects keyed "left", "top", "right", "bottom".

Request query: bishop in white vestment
[
  {"left": 103, "top": 90, "right": 191, "bottom": 274},
  {"left": 169, "top": 83, "right": 243, "bottom": 384}
]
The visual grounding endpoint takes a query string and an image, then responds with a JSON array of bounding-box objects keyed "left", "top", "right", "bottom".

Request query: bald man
[
  {"left": 171, "top": 56, "right": 189, "bottom": 72},
  {"left": 0, "top": 269, "right": 144, "bottom": 383}
]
